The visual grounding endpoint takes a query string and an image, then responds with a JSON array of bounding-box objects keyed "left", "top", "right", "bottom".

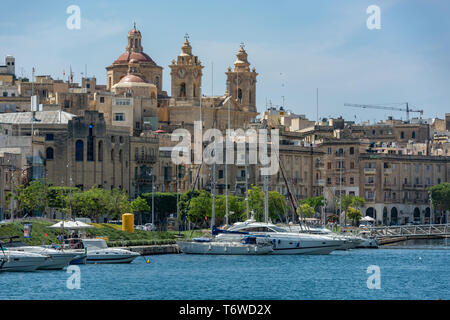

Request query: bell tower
[
  {"left": 169, "top": 34, "right": 203, "bottom": 103},
  {"left": 126, "top": 22, "right": 143, "bottom": 53},
  {"left": 225, "top": 44, "right": 257, "bottom": 112}
]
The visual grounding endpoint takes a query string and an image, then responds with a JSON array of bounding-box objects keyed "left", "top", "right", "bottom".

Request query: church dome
[
  {"left": 113, "top": 52, "right": 157, "bottom": 65},
  {"left": 118, "top": 74, "right": 148, "bottom": 84}
]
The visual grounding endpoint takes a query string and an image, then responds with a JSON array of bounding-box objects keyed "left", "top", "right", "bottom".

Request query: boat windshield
[{"left": 238, "top": 226, "right": 287, "bottom": 233}]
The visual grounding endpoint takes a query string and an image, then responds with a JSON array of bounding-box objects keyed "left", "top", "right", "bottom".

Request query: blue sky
[{"left": 1, "top": 0, "right": 449, "bottom": 122}]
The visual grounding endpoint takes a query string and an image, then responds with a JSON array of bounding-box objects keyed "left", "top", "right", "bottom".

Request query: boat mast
[
  {"left": 211, "top": 120, "right": 217, "bottom": 230},
  {"left": 262, "top": 121, "right": 269, "bottom": 224}
]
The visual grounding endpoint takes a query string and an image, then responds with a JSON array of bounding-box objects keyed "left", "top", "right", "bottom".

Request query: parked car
[{"left": 144, "top": 223, "right": 156, "bottom": 231}]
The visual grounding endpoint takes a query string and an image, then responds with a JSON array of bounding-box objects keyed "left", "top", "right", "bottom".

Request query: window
[
  {"left": 218, "top": 170, "right": 224, "bottom": 179},
  {"left": 350, "top": 162, "right": 355, "bottom": 169},
  {"left": 350, "top": 147, "right": 354, "bottom": 155},
  {"left": 111, "top": 149, "right": 114, "bottom": 161},
  {"left": 100, "top": 97, "right": 105, "bottom": 103},
  {"left": 179, "top": 83, "right": 186, "bottom": 98},
  {"left": 87, "top": 124, "right": 94, "bottom": 161},
  {"left": 350, "top": 177, "right": 354, "bottom": 184},
  {"left": 3, "top": 92, "right": 7, "bottom": 97},
  {"left": 45, "top": 134, "right": 54, "bottom": 141},
  {"left": 327, "top": 148, "right": 331, "bottom": 155},
  {"left": 400, "top": 131, "right": 405, "bottom": 139},
  {"left": 86, "top": 83, "right": 90, "bottom": 89},
  {"left": 75, "top": 140, "right": 84, "bottom": 161},
  {"left": 98, "top": 141, "right": 103, "bottom": 162},
  {"left": 46, "top": 147, "right": 54, "bottom": 160},
  {"left": 114, "top": 113, "right": 125, "bottom": 121},
  {"left": 412, "top": 131, "right": 416, "bottom": 139}
]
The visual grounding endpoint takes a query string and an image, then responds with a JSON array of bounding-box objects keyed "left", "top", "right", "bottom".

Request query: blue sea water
[{"left": 1, "top": 245, "right": 449, "bottom": 300}]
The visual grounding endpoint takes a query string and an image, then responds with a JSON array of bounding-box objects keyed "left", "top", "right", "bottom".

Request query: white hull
[
  {"left": 177, "top": 241, "right": 273, "bottom": 255},
  {"left": 10, "top": 247, "right": 80, "bottom": 270},
  {"left": 0, "top": 251, "right": 48, "bottom": 272},
  {"left": 86, "top": 254, "right": 139, "bottom": 264},
  {"left": 355, "top": 238, "right": 379, "bottom": 248}
]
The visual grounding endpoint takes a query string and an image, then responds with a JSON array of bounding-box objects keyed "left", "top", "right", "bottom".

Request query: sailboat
[{"left": 176, "top": 120, "right": 273, "bottom": 255}]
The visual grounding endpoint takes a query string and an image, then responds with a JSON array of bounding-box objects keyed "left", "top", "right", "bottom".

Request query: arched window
[
  {"left": 412, "top": 131, "right": 416, "bottom": 139},
  {"left": 98, "top": 141, "right": 103, "bottom": 162},
  {"left": 75, "top": 140, "right": 84, "bottom": 162},
  {"left": 87, "top": 124, "right": 94, "bottom": 161},
  {"left": 400, "top": 131, "right": 405, "bottom": 139},
  {"left": 46, "top": 147, "right": 54, "bottom": 160},
  {"left": 238, "top": 88, "right": 243, "bottom": 103},
  {"left": 179, "top": 83, "right": 186, "bottom": 98}
]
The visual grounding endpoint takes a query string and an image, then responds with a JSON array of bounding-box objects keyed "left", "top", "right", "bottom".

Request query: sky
[{"left": 1, "top": 0, "right": 449, "bottom": 123}]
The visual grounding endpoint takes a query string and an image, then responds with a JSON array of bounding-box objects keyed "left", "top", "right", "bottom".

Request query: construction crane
[{"left": 344, "top": 102, "right": 423, "bottom": 122}]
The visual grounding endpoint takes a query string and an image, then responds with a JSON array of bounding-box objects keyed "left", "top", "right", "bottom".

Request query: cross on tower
[
  {"left": 240, "top": 42, "right": 245, "bottom": 50},
  {"left": 133, "top": 21, "right": 136, "bottom": 29},
  {"left": 184, "top": 33, "right": 190, "bottom": 42}
]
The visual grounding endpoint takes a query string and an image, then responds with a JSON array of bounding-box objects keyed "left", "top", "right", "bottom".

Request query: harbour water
[{"left": 1, "top": 241, "right": 448, "bottom": 300}]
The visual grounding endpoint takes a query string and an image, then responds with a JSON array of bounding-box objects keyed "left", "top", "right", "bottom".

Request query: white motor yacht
[
  {"left": 0, "top": 249, "right": 49, "bottom": 272},
  {"left": 7, "top": 246, "right": 79, "bottom": 270},
  {"left": 81, "top": 239, "right": 140, "bottom": 264},
  {"left": 215, "top": 219, "right": 345, "bottom": 255},
  {"left": 177, "top": 235, "right": 274, "bottom": 255}
]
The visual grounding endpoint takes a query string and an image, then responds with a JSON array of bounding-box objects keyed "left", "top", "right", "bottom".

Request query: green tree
[
  {"left": 297, "top": 203, "right": 315, "bottom": 219},
  {"left": 108, "top": 188, "right": 131, "bottom": 219},
  {"left": 299, "top": 196, "right": 325, "bottom": 213},
  {"left": 187, "top": 190, "right": 212, "bottom": 225},
  {"left": 268, "top": 191, "right": 287, "bottom": 223},
  {"left": 71, "top": 187, "right": 109, "bottom": 221},
  {"left": 248, "top": 185, "right": 264, "bottom": 221},
  {"left": 428, "top": 183, "right": 450, "bottom": 213},
  {"left": 14, "top": 180, "right": 47, "bottom": 215},
  {"left": 131, "top": 196, "right": 151, "bottom": 225},
  {"left": 215, "top": 195, "right": 246, "bottom": 225},
  {"left": 347, "top": 207, "right": 362, "bottom": 226}
]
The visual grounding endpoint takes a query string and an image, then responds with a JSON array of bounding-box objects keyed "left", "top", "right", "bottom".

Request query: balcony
[
  {"left": 135, "top": 155, "right": 156, "bottom": 164},
  {"left": 315, "top": 179, "right": 325, "bottom": 186},
  {"left": 135, "top": 174, "right": 153, "bottom": 182},
  {"left": 383, "top": 168, "right": 393, "bottom": 174},
  {"left": 364, "top": 168, "right": 376, "bottom": 174}
]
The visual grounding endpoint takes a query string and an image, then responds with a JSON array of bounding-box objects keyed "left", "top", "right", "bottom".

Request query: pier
[
  {"left": 368, "top": 223, "right": 450, "bottom": 245},
  {"left": 118, "top": 244, "right": 181, "bottom": 255}
]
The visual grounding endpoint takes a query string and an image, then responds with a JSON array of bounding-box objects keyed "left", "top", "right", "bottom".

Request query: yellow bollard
[{"left": 122, "top": 213, "right": 135, "bottom": 233}]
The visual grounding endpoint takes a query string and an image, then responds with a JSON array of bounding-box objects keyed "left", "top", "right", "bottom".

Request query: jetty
[{"left": 367, "top": 223, "right": 450, "bottom": 245}]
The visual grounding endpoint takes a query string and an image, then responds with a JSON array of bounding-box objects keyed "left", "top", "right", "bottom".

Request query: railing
[
  {"left": 364, "top": 168, "right": 376, "bottom": 174},
  {"left": 368, "top": 224, "right": 450, "bottom": 239},
  {"left": 135, "top": 155, "right": 156, "bottom": 164}
]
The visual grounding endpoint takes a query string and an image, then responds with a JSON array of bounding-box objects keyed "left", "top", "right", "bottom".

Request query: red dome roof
[
  {"left": 113, "top": 52, "right": 157, "bottom": 65},
  {"left": 118, "top": 74, "right": 148, "bottom": 84},
  {"left": 128, "top": 28, "right": 141, "bottom": 35}
]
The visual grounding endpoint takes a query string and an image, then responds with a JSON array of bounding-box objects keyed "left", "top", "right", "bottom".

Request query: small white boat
[
  {"left": 0, "top": 249, "right": 49, "bottom": 272},
  {"left": 9, "top": 246, "right": 79, "bottom": 270},
  {"left": 177, "top": 235, "right": 274, "bottom": 255},
  {"left": 217, "top": 220, "right": 345, "bottom": 255},
  {"left": 82, "top": 239, "right": 140, "bottom": 264},
  {"left": 355, "top": 231, "right": 379, "bottom": 248}
]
